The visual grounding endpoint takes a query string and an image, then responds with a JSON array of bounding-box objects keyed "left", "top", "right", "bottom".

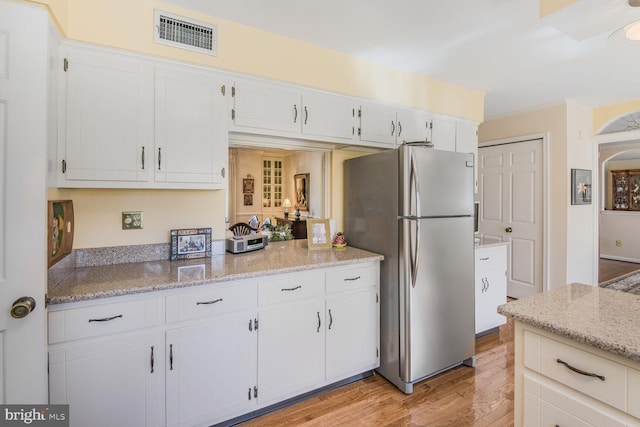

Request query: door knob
[
  {"left": 11, "top": 297, "right": 36, "bottom": 319},
  {"left": 505, "top": 227, "right": 513, "bottom": 233}
]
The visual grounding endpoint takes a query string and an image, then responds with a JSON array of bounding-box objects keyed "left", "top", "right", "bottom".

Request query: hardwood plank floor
[
  {"left": 599, "top": 258, "right": 640, "bottom": 283},
  {"left": 240, "top": 319, "right": 514, "bottom": 427}
]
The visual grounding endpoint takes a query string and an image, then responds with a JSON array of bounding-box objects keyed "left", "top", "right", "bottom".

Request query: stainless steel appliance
[{"left": 344, "top": 143, "right": 475, "bottom": 394}]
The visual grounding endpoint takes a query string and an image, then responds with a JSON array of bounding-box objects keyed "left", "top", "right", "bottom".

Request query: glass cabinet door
[
  {"left": 612, "top": 171, "right": 629, "bottom": 210},
  {"left": 630, "top": 171, "right": 640, "bottom": 210}
]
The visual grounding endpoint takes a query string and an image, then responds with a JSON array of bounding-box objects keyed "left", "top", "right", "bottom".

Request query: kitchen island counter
[
  {"left": 498, "top": 282, "right": 640, "bottom": 362},
  {"left": 47, "top": 240, "right": 383, "bottom": 305}
]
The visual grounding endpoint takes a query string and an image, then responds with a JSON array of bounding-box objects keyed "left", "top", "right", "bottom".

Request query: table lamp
[{"left": 283, "top": 198, "right": 292, "bottom": 218}]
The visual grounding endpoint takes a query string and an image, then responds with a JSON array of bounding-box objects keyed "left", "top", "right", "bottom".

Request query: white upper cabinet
[
  {"left": 301, "top": 92, "right": 357, "bottom": 140},
  {"left": 231, "top": 78, "right": 357, "bottom": 143},
  {"left": 396, "top": 109, "right": 431, "bottom": 144},
  {"left": 358, "top": 101, "right": 398, "bottom": 146},
  {"left": 155, "top": 65, "right": 228, "bottom": 187},
  {"left": 54, "top": 43, "right": 229, "bottom": 190},
  {"left": 430, "top": 116, "right": 457, "bottom": 151},
  {"left": 455, "top": 120, "right": 479, "bottom": 192},
  {"left": 61, "top": 46, "right": 154, "bottom": 183},
  {"left": 231, "top": 78, "right": 300, "bottom": 135}
]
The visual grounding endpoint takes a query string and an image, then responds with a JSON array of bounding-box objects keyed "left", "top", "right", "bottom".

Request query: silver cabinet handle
[
  {"left": 398, "top": 121, "right": 402, "bottom": 137},
  {"left": 169, "top": 344, "right": 174, "bottom": 370},
  {"left": 293, "top": 104, "right": 298, "bottom": 123},
  {"left": 196, "top": 298, "right": 222, "bottom": 305},
  {"left": 328, "top": 309, "right": 333, "bottom": 330},
  {"left": 141, "top": 146, "right": 145, "bottom": 170},
  {"left": 479, "top": 257, "right": 490, "bottom": 261},
  {"left": 344, "top": 276, "right": 361, "bottom": 281},
  {"left": 304, "top": 106, "right": 308, "bottom": 124},
  {"left": 88, "top": 314, "right": 122, "bottom": 323},
  {"left": 316, "top": 311, "right": 321, "bottom": 333},
  {"left": 281, "top": 285, "right": 301, "bottom": 292},
  {"left": 556, "top": 359, "right": 605, "bottom": 381},
  {"left": 150, "top": 346, "right": 154, "bottom": 373},
  {"left": 391, "top": 121, "right": 395, "bottom": 136},
  {"left": 157, "top": 147, "right": 162, "bottom": 170}
]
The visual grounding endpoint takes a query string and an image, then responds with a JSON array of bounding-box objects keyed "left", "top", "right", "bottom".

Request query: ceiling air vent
[{"left": 154, "top": 10, "right": 217, "bottom": 56}]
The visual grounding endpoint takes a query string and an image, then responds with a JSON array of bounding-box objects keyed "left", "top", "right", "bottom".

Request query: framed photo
[
  {"left": 170, "top": 228, "right": 212, "bottom": 260},
  {"left": 244, "top": 194, "right": 253, "bottom": 206},
  {"left": 294, "top": 173, "right": 309, "bottom": 211},
  {"left": 48, "top": 200, "right": 74, "bottom": 267},
  {"left": 306, "top": 218, "right": 332, "bottom": 249},
  {"left": 571, "top": 169, "right": 592, "bottom": 205},
  {"left": 243, "top": 178, "right": 254, "bottom": 194}
]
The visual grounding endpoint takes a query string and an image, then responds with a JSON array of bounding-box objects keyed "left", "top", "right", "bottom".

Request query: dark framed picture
[
  {"left": 243, "top": 178, "right": 254, "bottom": 194},
  {"left": 244, "top": 194, "right": 253, "bottom": 206},
  {"left": 170, "top": 228, "right": 212, "bottom": 260},
  {"left": 48, "top": 200, "right": 74, "bottom": 267},
  {"left": 294, "top": 173, "right": 309, "bottom": 211},
  {"left": 571, "top": 169, "right": 592, "bottom": 205}
]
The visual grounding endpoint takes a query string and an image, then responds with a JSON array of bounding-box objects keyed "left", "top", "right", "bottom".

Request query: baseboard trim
[{"left": 600, "top": 255, "right": 640, "bottom": 264}]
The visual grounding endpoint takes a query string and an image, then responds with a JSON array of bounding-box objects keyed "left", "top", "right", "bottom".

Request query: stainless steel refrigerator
[{"left": 344, "top": 143, "right": 475, "bottom": 394}]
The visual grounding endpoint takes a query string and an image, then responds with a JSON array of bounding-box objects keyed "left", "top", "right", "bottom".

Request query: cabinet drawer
[
  {"left": 259, "top": 273, "right": 323, "bottom": 306},
  {"left": 523, "top": 373, "right": 626, "bottom": 427},
  {"left": 629, "top": 368, "right": 640, "bottom": 418},
  {"left": 524, "top": 331, "right": 627, "bottom": 412},
  {"left": 326, "top": 265, "right": 376, "bottom": 294},
  {"left": 475, "top": 245, "right": 506, "bottom": 270},
  {"left": 48, "top": 298, "right": 161, "bottom": 344},
  {"left": 166, "top": 282, "right": 256, "bottom": 324}
]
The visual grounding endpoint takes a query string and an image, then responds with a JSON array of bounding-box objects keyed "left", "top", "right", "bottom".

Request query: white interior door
[
  {"left": 478, "top": 139, "right": 543, "bottom": 298},
  {"left": 0, "top": 1, "right": 49, "bottom": 403}
]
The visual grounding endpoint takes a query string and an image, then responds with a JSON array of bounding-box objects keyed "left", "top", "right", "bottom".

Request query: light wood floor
[
  {"left": 599, "top": 258, "right": 640, "bottom": 283},
  {"left": 240, "top": 319, "right": 515, "bottom": 427}
]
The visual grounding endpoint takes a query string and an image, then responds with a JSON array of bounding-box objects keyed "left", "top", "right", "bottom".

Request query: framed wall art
[
  {"left": 294, "top": 173, "right": 309, "bottom": 211},
  {"left": 48, "top": 200, "right": 74, "bottom": 267},
  {"left": 170, "top": 228, "right": 212, "bottom": 260},
  {"left": 243, "top": 177, "right": 254, "bottom": 194},
  {"left": 306, "top": 218, "right": 331, "bottom": 249},
  {"left": 571, "top": 169, "right": 592, "bottom": 205}
]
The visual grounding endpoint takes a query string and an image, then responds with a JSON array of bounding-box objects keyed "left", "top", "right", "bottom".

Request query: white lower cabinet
[
  {"left": 165, "top": 310, "right": 257, "bottom": 427},
  {"left": 515, "top": 323, "right": 640, "bottom": 427},
  {"left": 48, "top": 262, "right": 380, "bottom": 427},
  {"left": 474, "top": 244, "right": 507, "bottom": 335}
]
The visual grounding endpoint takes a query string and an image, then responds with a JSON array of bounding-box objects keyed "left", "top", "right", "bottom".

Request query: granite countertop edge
[
  {"left": 47, "top": 242, "right": 384, "bottom": 305},
  {"left": 498, "top": 283, "right": 640, "bottom": 362}
]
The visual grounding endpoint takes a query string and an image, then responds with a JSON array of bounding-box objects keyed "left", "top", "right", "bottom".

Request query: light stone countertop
[
  {"left": 47, "top": 240, "right": 383, "bottom": 305},
  {"left": 498, "top": 283, "right": 640, "bottom": 362}
]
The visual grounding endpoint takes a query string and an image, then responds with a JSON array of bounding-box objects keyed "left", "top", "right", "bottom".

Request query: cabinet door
[
  {"left": 396, "top": 109, "right": 431, "bottom": 144},
  {"left": 63, "top": 48, "right": 153, "bottom": 183},
  {"left": 49, "top": 332, "right": 163, "bottom": 427},
  {"left": 326, "top": 288, "right": 378, "bottom": 381},
  {"left": 475, "top": 266, "right": 507, "bottom": 334},
  {"left": 358, "top": 102, "right": 397, "bottom": 145},
  {"left": 231, "top": 79, "right": 300, "bottom": 134},
  {"left": 165, "top": 311, "right": 256, "bottom": 427},
  {"left": 155, "top": 66, "right": 228, "bottom": 187},
  {"left": 431, "top": 116, "right": 457, "bottom": 151},
  {"left": 258, "top": 298, "right": 324, "bottom": 406},
  {"left": 301, "top": 92, "right": 356, "bottom": 140}
]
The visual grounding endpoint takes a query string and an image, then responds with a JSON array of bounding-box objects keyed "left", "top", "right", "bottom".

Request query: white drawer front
[
  {"left": 526, "top": 333, "right": 627, "bottom": 412},
  {"left": 326, "top": 265, "right": 376, "bottom": 295},
  {"left": 475, "top": 245, "right": 506, "bottom": 270},
  {"left": 259, "top": 273, "right": 323, "bottom": 306},
  {"left": 166, "top": 282, "right": 256, "bottom": 324},
  {"left": 523, "top": 373, "right": 626, "bottom": 427},
  {"left": 628, "top": 368, "right": 640, "bottom": 418},
  {"left": 48, "top": 298, "right": 161, "bottom": 344}
]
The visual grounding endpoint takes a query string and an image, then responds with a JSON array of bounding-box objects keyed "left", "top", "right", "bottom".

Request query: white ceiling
[{"left": 164, "top": 0, "right": 640, "bottom": 120}]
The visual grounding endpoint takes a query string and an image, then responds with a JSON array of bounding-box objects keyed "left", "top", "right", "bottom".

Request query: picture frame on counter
[
  {"left": 306, "top": 218, "right": 332, "bottom": 249},
  {"left": 48, "top": 200, "right": 74, "bottom": 267},
  {"left": 170, "top": 227, "right": 212, "bottom": 260}
]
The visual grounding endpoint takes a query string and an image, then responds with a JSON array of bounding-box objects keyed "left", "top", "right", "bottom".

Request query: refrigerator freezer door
[
  {"left": 401, "top": 146, "right": 474, "bottom": 218},
  {"left": 399, "top": 216, "right": 475, "bottom": 383}
]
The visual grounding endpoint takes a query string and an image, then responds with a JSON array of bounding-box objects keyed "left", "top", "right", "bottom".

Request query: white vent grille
[{"left": 154, "top": 10, "right": 217, "bottom": 56}]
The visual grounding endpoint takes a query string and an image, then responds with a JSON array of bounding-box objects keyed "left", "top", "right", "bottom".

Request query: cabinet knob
[{"left": 505, "top": 227, "right": 513, "bottom": 233}]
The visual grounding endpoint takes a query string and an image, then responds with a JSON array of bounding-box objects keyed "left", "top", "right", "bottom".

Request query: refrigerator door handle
[
  {"left": 409, "top": 149, "right": 421, "bottom": 218},
  {"left": 409, "top": 152, "right": 421, "bottom": 288}
]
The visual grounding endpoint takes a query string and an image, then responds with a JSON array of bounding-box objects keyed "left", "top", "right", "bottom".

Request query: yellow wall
[{"left": 539, "top": 0, "right": 578, "bottom": 18}]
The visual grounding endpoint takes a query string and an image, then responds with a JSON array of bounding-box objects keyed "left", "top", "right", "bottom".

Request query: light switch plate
[{"left": 122, "top": 211, "right": 143, "bottom": 230}]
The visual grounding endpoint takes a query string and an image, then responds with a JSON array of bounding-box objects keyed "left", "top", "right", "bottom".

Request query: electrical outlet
[
  {"left": 122, "top": 211, "right": 143, "bottom": 230},
  {"left": 616, "top": 240, "right": 622, "bottom": 247}
]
